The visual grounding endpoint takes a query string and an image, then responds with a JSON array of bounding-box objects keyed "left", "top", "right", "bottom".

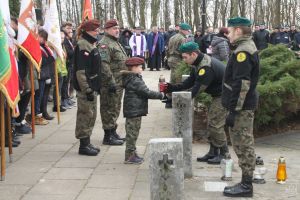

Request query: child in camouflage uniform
[{"left": 122, "top": 57, "right": 165, "bottom": 164}]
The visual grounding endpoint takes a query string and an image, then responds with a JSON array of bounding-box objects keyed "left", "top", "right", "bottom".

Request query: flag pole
[
  {"left": 29, "top": 63, "right": 36, "bottom": 139},
  {"left": 54, "top": 62, "right": 60, "bottom": 124},
  {"left": 6, "top": 106, "right": 13, "bottom": 163},
  {"left": 0, "top": 92, "right": 6, "bottom": 181}
]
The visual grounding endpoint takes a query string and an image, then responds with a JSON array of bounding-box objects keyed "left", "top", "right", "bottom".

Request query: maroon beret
[
  {"left": 80, "top": 19, "right": 100, "bottom": 32},
  {"left": 125, "top": 57, "right": 145, "bottom": 66},
  {"left": 104, "top": 19, "right": 119, "bottom": 29}
]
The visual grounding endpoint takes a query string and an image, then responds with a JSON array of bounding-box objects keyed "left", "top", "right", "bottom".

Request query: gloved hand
[
  {"left": 108, "top": 84, "right": 117, "bottom": 94},
  {"left": 86, "top": 91, "right": 94, "bottom": 101},
  {"left": 225, "top": 111, "right": 237, "bottom": 128},
  {"left": 165, "top": 83, "right": 175, "bottom": 94}
]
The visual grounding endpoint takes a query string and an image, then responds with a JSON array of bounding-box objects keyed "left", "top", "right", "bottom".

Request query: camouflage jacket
[
  {"left": 167, "top": 32, "right": 186, "bottom": 63},
  {"left": 122, "top": 70, "right": 163, "bottom": 118},
  {"left": 222, "top": 37, "right": 260, "bottom": 111},
  {"left": 98, "top": 34, "right": 128, "bottom": 88}
]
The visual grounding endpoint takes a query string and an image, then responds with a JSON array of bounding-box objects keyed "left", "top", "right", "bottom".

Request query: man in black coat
[{"left": 253, "top": 24, "right": 269, "bottom": 50}]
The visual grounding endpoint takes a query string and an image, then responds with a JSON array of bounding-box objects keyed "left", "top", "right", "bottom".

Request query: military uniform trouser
[
  {"left": 75, "top": 91, "right": 97, "bottom": 139},
  {"left": 229, "top": 110, "right": 255, "bottom": 177},
  {"left": 207, "top": 97, "right": 227, "bottom": 147},
  {"left": 100, "top": 88, "right": 123, "bottom": 130},
  {"left": 168, "top": 61, "right": 181, "bottom": 84},
  {"left": 125, "top": 117, "right": 142, "bottom": 159}
]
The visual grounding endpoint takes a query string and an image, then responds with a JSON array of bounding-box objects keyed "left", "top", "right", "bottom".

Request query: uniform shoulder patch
[
  {"left": 236, "top": 52, "right": 247, "bottom": 62},
  {"left": 198, "top": 68, "right": 206, "bottom": 76}
]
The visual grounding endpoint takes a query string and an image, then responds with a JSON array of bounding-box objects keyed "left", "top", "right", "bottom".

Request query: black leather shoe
[
  {"left": 53, "top": 106, "right": 67, "bottom": 112},
  {"left": 197, "top": 143, "right": 219, "bottom": 162},
  {"left": 224, "top": 176, "right": 253, "bottom": 197},
  {"left": 79, "top": 146, "right": 98, "bottom": 156},
  {"left": 43, "top": 113, "right": 54, "bottom": 120},
  {"left": 112, "top": 129, "right": 125, "bottom": 141},
  {"left": 79, "top": 137, "right": 99, "bottom": 156},
  {"left": 88, "top": 143, "right": 100, "bottom": 153},
  {"left": 207, "top": 145, "right": 229, "bottom": 164},
  {"left": 102, "top": 129, "right": 124, "bottom": 145}
]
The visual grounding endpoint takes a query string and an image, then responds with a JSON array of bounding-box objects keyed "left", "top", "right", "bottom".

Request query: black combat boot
[
  {"left": 102, "top": 129, "right": 124, "bottom": 145},
  {"left": 223, "top": 175, "right": 253, "bottom": 197},
  {"left": 197, "top": 143, "right": 219, "bottom": 162},
  {"left": 112, "top": 128, "right": 125, "bottom": 141},
  {"left": 79, "top": 137, "right": 99, "bottom": 156},
  {"left": 207, "top": 144, "right": 229, "bottom": 165}
]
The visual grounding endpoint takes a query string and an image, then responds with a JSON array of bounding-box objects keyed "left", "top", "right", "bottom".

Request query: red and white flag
[
  {"left": 0, "top": 0, "right": 20, "bottom": 117},
  {"left": 43, "top": 0, "right": 64, "bottom": 59},
  {"left": 18, "top": 0, "right": 42, "bottom": 71}
]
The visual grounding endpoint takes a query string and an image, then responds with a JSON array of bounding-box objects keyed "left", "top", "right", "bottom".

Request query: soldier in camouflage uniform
[
  {"left": 167, "top": 23, "right": 191, "bottom": 84},
  {"left": 122, "top": 57, "right": 164, "bottom": 164},
  {"left": 73, "top": 20, "right": 101, "bottom": 156},
  {"left": 98, "top": 19, "right": 127, "bottom": 146},
  {"left": 222, "top": 17, "right": 260, "bottom": 198},
  {"left": 166, "top": 42, "right": 228, "bottom": 164}
]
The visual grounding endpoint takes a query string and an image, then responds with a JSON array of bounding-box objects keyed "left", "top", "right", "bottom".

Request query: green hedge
[{"left": 174, "top": 45, "right": 300, "bottom": 128}]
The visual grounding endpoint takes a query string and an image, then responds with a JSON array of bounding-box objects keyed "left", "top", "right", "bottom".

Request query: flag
[
  {"left": 82, "top": 0, "right": 93, "bottom": 21},
  {"left": 18, "top": 0, "right": 42, "bottom": 71},
  {"left": 0, "top": 9, "right": 11, "bottom": 85},
  {"left": 43, "top": 0, "right": 64, "bottom": 59},
  {"left": 0, "top": 0, "right": 20, "bottom": 117}
]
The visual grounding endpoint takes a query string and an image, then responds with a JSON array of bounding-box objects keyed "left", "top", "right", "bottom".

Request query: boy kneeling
[{"left": 122, "top": 57, "right": 166, "bottom": 164}]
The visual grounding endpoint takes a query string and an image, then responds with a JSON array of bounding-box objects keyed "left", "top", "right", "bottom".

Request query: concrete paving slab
[
  {"left": 86, "top": 174, "right": 136, "bottom": 189},
  {"left": 43, "top": 168, "right": 93, "bottom": 180},
  {"left": 26, "top": 179, "right": 85, "bottom": 196},
  {"left": 76, "top": 188, "right": 131, "bottom": 200}
]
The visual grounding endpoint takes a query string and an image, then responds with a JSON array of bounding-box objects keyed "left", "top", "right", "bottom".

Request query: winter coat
[
  {"left": 40, "top": 43, "right": 55, "bottom": 81},
  {"left": 122, "top": 71, "right": 163, "bottom": 118},
  {"left": 253, "top": 30, "right": 270, "bottom": 50},
  {"left": 211, "top": 36, "right": 230, "bottom": 62}
]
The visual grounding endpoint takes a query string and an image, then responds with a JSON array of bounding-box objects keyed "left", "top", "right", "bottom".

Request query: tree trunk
[
  {"left": 220, "top": 0, "right": 229, "bottom": 27},
  {"left": 115, "top": 0, "right": 124, "bottom": 27},
  {"left": 164, "top": 0, "right": 171, "bottom": 30},
  {"left": 213, "top": 0, "right": 220, "bottom": 28},
  {"left": 151, "top": 0, "right": 160, "bottom": 27},
  {"left": 174, "top": 0, "right": 180, "bottom": 25},
  {"left": 230, "top": 0, "right": 239, "bottom": 17},
  {"left": 239, "top": 0, "right": 246, "bottom": 17},
  {"left": 124, "top": 0, "right": 134, "bottom": 27},
  {"left": 110, "top": 0, "right": 115, "bottom": 19},
  {"left": 274, "top": 0, "right": 281, "bottom": 26},
  {"left": 193, "top": 0, "right": 200, "bottom": 30}
]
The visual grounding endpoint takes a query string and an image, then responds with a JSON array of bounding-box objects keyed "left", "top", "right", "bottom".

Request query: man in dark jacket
[
  {"left": 200, "top": 27, "right": 215, "bottom": 53},
  {"left": 253, "top": 24, "right": 269, "bottom": 50},
  {"left": 61, "top": 22, "right": 76, "bottom": 107},
  {"left": 166, "top": 42, "right": 229, "bottom": 165},
  {"left": 222, "top": 17, "right": 260, "bottom": 198},
  {"left": 273, "top": 25, "right": 290, "bottom": 45},
  {"left": 73, "top": 20, "right": 102, "bottom": 156},
  {"left": 122, "top": 57, "right": 164, "bottom": 164},
  {"left": 289, "top": 25, "right": 298, "bottom": 41}
]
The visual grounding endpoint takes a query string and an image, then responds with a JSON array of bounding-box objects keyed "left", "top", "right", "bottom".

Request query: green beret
[
  {"left": 179, "top": 42, "right": 199, "bottom": 53},
  {"left": 179, "top": 23, "right": 192, "bottom": 30},
  {"left": 227, "top": 17, "right": 252, "bottom": 27}
]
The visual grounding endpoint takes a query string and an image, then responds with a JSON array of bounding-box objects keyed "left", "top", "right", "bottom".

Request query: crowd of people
[
  {"left": 5, "top": 20, "right": 77, "bottom": 148},
  {"left": 3, "top": 14, "right": 300, "bottom": 198}
]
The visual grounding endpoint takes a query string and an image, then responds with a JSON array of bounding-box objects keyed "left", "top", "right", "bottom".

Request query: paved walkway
[{"left": 1, "top": 69, "right": 300, "bottom": 200}]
